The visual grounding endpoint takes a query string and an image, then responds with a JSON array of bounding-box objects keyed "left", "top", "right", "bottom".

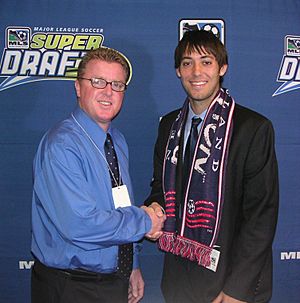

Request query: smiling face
[
  {"left": 75, "top": 59, "right": 126, "bottom": 131},
  {"left": 176, "top": 48, "right": 227, "bottom": 114}
]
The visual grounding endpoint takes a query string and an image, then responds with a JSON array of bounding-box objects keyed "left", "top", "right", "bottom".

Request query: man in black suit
[{"left": 145, "top": 30, "right": 279, "bottom": 303}]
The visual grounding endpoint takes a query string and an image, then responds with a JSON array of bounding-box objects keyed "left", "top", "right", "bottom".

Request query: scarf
[{"left": 158, "top": 88, "right": 235, "bottom": 269}]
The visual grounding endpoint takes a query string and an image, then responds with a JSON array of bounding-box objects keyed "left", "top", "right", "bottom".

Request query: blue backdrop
[{"left": 0, "top": 1, "right": 299, "bottom": 302}]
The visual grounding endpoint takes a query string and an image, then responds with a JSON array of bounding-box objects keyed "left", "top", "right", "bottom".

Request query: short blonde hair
[{"left": 77, "top": 47, "right": 131, "bottom": 83}]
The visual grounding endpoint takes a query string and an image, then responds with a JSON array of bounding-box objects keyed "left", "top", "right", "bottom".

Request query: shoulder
[
  {"left": 233, "top": 103, "right": 274, "bottom": 133},
  {"left": 230, "top": 103, "right": 276, "bottom": 154},
  {"left": 38, "top": 117, "right": 87, "bottom": 162},
  {"left": 159, "top": 108, "right": 181, "bottom": 133},
  {"left": 233, "top": 103, "right": 271, "bottom": 124},
  {"left": 161, "top": 108, "right": 181, "bottom": 123},
  {"left": 46, "top": 117, "right": 82, "bottom": 146}
]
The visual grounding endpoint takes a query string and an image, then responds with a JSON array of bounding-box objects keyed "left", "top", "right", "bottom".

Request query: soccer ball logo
[
  {"left": 293, "top": 39, "right": 300, "bottom": 49},
  {"left": 187, "top": 199, "right": 196, "bottom": 214},
  {"left": 202, "top": 24, "right": 220, "bottom": 39},
  {"left": 17, "top": 31, "right": 27, "bottom": 42}
]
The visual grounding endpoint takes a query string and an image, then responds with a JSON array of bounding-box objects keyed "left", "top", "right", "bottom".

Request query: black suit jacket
[{"left": 145, "top": 103, "right": 279, "bottom": 303}]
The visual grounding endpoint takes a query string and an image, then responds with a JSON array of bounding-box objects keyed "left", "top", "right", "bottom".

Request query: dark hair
[
  {"left": 77, "top": 47, "right": 131, "bottom": 83},
  {"left": 174, "top": 30, "right": 228, "bottom": 69}
]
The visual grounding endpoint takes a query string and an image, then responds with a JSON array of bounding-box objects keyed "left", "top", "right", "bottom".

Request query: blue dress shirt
[{"left": 31, "top": 106, "right": 152, "bottom": 273}]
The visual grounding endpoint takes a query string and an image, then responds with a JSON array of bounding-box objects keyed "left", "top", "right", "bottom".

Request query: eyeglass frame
[{"left": 78, "top": 77, "right": 127, "bottom": 92}]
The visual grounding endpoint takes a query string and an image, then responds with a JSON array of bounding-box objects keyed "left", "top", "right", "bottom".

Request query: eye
[
  {"left": 203, "top": 60, "right": 212, "bottom": 65},
  {"left": 111, "top": 81, "right": 126, "bottom": 92},
  {"left": 113, "top": 82, "right": 123, "bottom": 89},
  {"left": 181, "top": 60, "right": 192, "bottom": 67},
  {"left": 91, "top": 78, "right": 107, "bottom": 89},
  {"left": 93, "top": 78, "right": 106, "bottom": 85},
  {"left": 113, "top": 81, "right": 123, "bottom": 87}
]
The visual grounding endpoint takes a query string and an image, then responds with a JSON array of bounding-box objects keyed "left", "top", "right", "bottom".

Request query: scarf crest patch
[{"left": 159, "top": 89, "right": 235, "bottom": 269}]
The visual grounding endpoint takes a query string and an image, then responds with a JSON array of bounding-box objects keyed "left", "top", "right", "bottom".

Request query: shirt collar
[
  {"left": 72, "top": 105, "right": 111, "bottom": 149},
  {"left": 185, "top": 103, "right": 207, "bottom": 130}
]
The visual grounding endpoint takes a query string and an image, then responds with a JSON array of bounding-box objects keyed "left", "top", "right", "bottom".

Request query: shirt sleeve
[{"left": 33, "top": 136, "right": 152, "bottom": 251}]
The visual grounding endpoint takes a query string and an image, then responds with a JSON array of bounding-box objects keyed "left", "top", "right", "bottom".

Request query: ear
[
  {"left": 75, "top": 80, "right": 80, "bottom": 98},
  {"left": 176, "top": 68, "right": 181, "bottom": 78},
  {"left": 219, "top": 64, "right": 228, "bottom": 77}
]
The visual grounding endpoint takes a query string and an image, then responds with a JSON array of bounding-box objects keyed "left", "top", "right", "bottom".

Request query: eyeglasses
[{"left": 78, "top": 77, "right": 127, "bottom": 92}]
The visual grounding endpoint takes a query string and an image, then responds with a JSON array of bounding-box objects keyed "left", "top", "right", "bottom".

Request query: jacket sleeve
[
  {"left": 223, "top": 119, "right": 279, "bottom": 302},
  {"left": 144, "top": 115, "right": 172, "bottom": 207}
]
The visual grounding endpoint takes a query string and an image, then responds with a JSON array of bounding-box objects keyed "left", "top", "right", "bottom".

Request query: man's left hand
[{"left": 128, "top": 268, "right": 145, "bottom": 303}]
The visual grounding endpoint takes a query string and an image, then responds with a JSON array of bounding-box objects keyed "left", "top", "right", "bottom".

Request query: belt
[{"left": 34, "top": 259, "right": 118, "bottom": 282}]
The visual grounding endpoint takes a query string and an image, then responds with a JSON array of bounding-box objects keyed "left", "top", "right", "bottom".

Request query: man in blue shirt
[{"left": 31, "top": 47, "right": 165, "bottom": 303}]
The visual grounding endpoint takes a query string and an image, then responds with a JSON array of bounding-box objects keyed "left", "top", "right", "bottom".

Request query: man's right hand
[{"left": 141, "top": 203, "right": 166, "bottom": 241}]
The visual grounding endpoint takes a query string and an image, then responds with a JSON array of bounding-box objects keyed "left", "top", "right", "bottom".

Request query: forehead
[
  {"left": 181, "top": 49, "right": 217, "bottom": 62},
  {"left": 182, "top": 46, "right": 215, "bottom": 58},
  {"left": 84, "top": 59, "right": 126, "bottom": 80}
]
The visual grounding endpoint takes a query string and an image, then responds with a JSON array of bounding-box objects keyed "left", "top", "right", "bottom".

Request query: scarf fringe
[{"left": 158, "top": 232, "right": 212, "bottom": 267}]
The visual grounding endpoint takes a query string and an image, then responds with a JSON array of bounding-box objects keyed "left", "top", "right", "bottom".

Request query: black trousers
[
  {"left": 31, "top": 260, "right": 128, "bottom": 303},
  {"left": 161, "top": 254, "right": 270, "bottom": 303},
  {"left": 161, "top": 253, "right": 210, "bottom": 303}
]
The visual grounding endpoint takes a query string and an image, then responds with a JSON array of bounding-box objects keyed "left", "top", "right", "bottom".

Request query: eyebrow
[{"left": 181, "top": 54, "right": 214, "bottom": 60}]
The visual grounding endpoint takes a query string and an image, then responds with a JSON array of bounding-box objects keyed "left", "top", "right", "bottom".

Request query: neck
[
  {"left": 189, "top": 100, "right": 209, "bottom": 115},
  {"left": 189, "top": 88, "right": 221, "bottom": 115},
  {"left": 98, "top": 121, "right": 110, "bottom": 132}
]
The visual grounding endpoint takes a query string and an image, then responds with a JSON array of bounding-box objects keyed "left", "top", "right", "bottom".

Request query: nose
[
  {"left": 193, "top": 62, "right": 203, "bottom": 76},
  {"left": 102, "top": 82, "right": 113, "bottom": 96}
]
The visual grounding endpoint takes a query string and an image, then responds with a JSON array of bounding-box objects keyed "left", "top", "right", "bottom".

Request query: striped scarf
[{"left": 159, "top": 88, "right": 235, "bottom": 268}]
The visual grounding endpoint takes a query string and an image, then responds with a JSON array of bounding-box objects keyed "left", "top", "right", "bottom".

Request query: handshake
[{"left": 141, "top": 202, "right": 166, "bottom": 241}]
